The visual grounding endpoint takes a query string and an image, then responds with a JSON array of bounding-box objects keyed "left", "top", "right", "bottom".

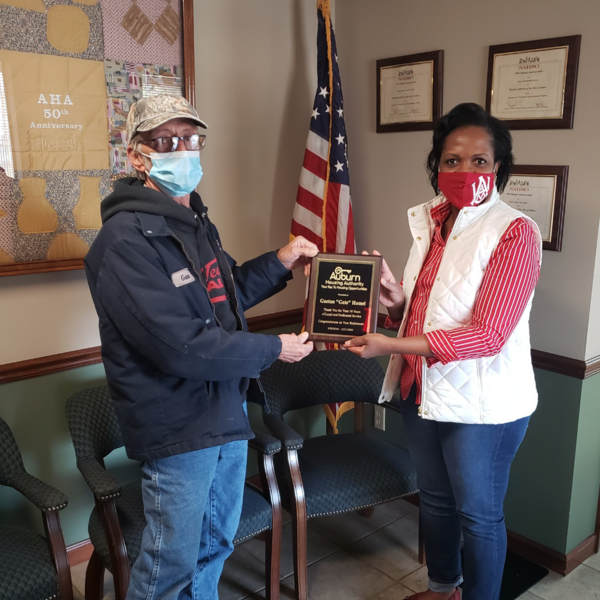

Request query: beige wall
[
  {"left": 586, "top": 226, "right": 600, "bottom": 358},
  {"left": 0, "top": 0, "right": 331, "bottom": 365},
  {"left": 192, "top": 0, "right": 334, "bottom": 317},
  {"left": 336, "top": 0, "right": 600, "bottom": 361},
  {"left": 0, "top": 270, "right": 99, "bottom": 364},
  {"left": 3, "top": 0, "right": 597, "bottom": 365}
]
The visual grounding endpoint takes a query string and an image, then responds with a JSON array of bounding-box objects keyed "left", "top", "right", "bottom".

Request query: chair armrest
[
  {"left": 263, "top": 413, "right": 304, "bottom": 451},
  {"left": 9, "top": 471, "right": 68, "bottom": 512},
  {"left": 77, "top": 457, "right": 122, "bottom": 501},
  {"left": 248, "top": 431, "right": 281, "bottom": 455}
]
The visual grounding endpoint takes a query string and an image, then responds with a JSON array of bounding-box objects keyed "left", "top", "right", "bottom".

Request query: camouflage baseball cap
[{"left": 126, "top": 94, "right": 208, "bottom": 144}]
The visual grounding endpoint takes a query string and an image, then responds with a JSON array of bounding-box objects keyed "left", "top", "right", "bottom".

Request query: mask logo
[
  {"left": 471, "top": 175, "right": 491, "bottom": 205},
  {"left": 438, "top": 171, "right": 495, "bottom": 210}
]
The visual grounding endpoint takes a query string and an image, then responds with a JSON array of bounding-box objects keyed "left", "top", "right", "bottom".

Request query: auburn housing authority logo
[{"left": 328, "top": 266, "right": 362, "bottom": 283}]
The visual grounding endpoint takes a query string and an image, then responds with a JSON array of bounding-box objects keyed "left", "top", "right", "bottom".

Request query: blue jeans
[
  {"left": 401, "top": 389, "right": 529, "bottom": 600},
  {"left": 125, "top": 439, "right": 248, "bottom": 600}
]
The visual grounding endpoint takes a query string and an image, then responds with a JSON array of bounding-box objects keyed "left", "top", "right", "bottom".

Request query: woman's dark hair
[{"left": 426, "top": 103, "right": 514, "bottom": 193}]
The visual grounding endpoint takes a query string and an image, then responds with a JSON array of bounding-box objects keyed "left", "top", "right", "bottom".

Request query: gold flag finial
[{"left": 316, "top": 0, "right": 330, "bottom": 19}]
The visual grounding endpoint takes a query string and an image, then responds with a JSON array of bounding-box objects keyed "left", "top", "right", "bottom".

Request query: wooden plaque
[{"left": 306, "top": 253, "right": 382, "bottom": 343}]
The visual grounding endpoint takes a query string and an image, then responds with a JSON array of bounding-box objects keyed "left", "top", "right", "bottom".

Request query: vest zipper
[
  {"left": 416, "top": 217, "right": 460, "bottom": 419},
  {"left": 170, "top": 232, "right": 222, "bottom": 328}
]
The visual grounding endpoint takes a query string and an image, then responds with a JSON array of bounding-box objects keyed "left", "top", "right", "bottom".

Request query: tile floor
[{"left": 71, "top": 500, "right": 600, "bottom": 599}]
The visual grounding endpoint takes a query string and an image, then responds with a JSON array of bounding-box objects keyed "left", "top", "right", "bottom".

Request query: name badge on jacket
[{"left": 171, "top": 268, "right": 195, "bottom": 288}]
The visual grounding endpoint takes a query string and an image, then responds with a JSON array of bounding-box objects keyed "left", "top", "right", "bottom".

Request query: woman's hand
[
  {"left": 362, "top": 250, "right": 404, "bottom": 322},
  {"left": 344, "top": 333, "right": 391, "bottom": 359}
]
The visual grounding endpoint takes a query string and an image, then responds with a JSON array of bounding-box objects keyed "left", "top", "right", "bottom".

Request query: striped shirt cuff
[
  {"left": 384, "top": 315, "right": 402, "bottom": 331},
  {"left": 425, "top": 330, "right": 458, "bottom": 365}
]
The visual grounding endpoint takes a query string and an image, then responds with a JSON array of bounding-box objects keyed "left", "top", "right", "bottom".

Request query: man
[{"left": 85, "top": 94, "right": 316, "bottom": 600}]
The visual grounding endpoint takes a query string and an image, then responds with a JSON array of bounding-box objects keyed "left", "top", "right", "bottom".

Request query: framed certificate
[
  {"left": 305, "top": 253, "right": 382, "bottom": 343},
  {"left": 486, "top": 35, "right": 581, "bottom": 130},
  {"left": 376, "top": 50, "right": 444, "bottom": 133},
  {"left": 504, "top": 165, "right": 569, "bottom": 251}
]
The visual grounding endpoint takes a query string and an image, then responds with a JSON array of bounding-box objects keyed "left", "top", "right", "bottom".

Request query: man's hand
[
  {"left": 344, "top": 333, "right": 391, "bottom": 359},
  {"left": 362, "top": 250, "right": 404, "bottom": 322},
  {"left": 278, "top": 236, "right": 319, "bottom": 271},
  {"left": 278, "top": 331, "right": 314, "bottom": 363}
]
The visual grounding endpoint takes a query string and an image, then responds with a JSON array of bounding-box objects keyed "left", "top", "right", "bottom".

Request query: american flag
[
  {"left": 290, "top": 0, "right": 354, "bottom": 255},
  {"left": 291, "top": 0, "right": 356, "bottom": 433}
]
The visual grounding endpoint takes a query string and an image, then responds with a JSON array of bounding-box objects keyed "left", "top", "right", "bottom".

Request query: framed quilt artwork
[{"left": 0, "top": 0, "right": 196, "bottom": 276}]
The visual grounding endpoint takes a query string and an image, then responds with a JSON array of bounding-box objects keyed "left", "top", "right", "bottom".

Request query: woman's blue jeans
[
  {"left": 125, "top": 439, "right": 248, "bottom": 600},
  {"left": 401, "top": 390, "right": 529, "bottom": 600}
]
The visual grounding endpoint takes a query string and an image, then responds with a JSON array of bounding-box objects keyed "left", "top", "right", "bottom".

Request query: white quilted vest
[{"left": 379, "top": 189, "right": 542, "bottom": 424}]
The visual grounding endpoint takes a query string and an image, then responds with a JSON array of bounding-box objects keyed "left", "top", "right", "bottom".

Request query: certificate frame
[
  {"left": 485, "top": 35, "right": 581, "bottom": 130},
  {"left": 376, "top": 50, "right": 444, "bottom": 133},
  {"left": 305, "top": 253, "right": 382, "bottom": 343},
  {"left": 504, "top": 165, "right": 569, "bottom": 251}
]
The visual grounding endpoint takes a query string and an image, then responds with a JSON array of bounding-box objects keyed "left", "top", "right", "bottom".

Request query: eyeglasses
[{"left": 148, "top": 134, "right": 206, "bottom": 153}]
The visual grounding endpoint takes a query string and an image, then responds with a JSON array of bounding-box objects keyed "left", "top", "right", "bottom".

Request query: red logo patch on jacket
[{"left": 202, "top": 258, "right": 226, "bottom": 303}]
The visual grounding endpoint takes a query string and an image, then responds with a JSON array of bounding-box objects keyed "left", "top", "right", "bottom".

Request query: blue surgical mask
[{"left": 142, "top": 150, "right": 203, "bottom": 197}]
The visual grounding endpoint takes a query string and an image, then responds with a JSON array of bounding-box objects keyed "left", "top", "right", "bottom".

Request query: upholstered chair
[
  {"left": 252, "top": 350, "right": 419, "bottom": 600},
  {"left": 0, "top": 417, "right": 73, "bottom": 600},
  {"left": 65, "top": 385, "right": 283, "bottom": 600}
]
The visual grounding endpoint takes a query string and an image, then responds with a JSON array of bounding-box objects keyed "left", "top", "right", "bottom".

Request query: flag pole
[{"left": 316, "top": 0, "right": 333, "bottom": 252}]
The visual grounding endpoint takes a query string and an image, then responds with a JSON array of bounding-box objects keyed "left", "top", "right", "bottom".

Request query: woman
[{"left": 345, "top": 103, "right": 542, "bottom": 600}]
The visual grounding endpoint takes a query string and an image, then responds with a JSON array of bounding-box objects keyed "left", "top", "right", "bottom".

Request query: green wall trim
[
  {"left": 566, "top": 375, "right": 600, "bottom": 552},
  {"left": 504, "top": 369, "right": 582, "bottom": 554},
  {"left": 0, "top": 363, "right": 112, "bottom": 545}
]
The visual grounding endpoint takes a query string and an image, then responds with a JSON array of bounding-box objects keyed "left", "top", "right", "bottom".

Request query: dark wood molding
[
  {"left": 246, "top": 308, "right": 304, "bottom": 332},
  {"left": 0, "top": 347, "right": 103, "bottom": 385},
  {"left": 181, "top": 0, "right": 196, "bottom": 108},
  {"left": 566, "top": 533, "right": 598, "bottom": 575},
  {"left": 407, "top": 494, "right": 597, "bottom": 576},
  {"left": 0, "top": 259, "right": 84, "bottom": 278},
  {"left": 585, "top": 356, "right": 600, "bottom": 379},
  {"left": 531, "top": 349, "right": 600, "bottom": 380},
  {"left": 3, "top": 309, "right": 598, "bottom": 384},
  {"left": 507, "top": 529, "right": 597, "bottom": 576},
  {"left": 507, "top": 530, "right": 565, "bottom": 575},
  {"left": 67, "top": 538, "right": 94, "bottom": 567},
  {"left": 0, "top": 309, "right": 305, "bottom": 384}
]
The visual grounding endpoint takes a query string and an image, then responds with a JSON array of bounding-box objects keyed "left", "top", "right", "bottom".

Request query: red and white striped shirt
[{"left": 386, "top": 201, "right": 541, "bottom": 405}]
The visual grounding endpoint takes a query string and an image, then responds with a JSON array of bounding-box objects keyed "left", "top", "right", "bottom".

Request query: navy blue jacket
[{"left": 85, "top": 179, "right": 291, "bottom": 461}]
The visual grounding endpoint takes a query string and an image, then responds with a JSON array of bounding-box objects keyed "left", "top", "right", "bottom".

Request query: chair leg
[
  {"left": 260, "top": 453, "right": 282, "bottom": 600},
  {"left": 42, "top": 511, "right": 73, "bottom": 600},
  {"left": 85, "top": 550, "right": 105, "bottom": 600},
  {"left": 265, "top": 528, "right": 280, "bottom": 600},
  {"left": 99, "top": 500, "right": 130, "bottom": 600},
  {"left": 286, "top": 450, "right": 308, "bottom": 600}
]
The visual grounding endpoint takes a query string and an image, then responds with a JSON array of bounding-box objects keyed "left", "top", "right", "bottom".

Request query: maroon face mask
[{"left": 438, "top": 172, "right": 495, "bottom": 209}]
